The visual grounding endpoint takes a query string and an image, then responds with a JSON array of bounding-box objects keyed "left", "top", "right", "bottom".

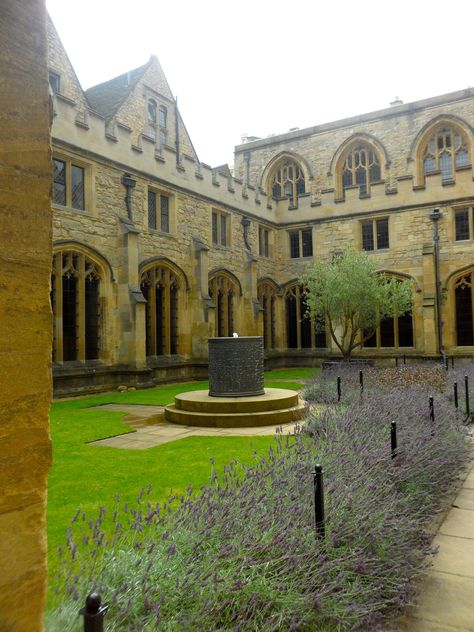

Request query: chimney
[{"left": 390, "top": 97, "right": 403, "bottom": 107}]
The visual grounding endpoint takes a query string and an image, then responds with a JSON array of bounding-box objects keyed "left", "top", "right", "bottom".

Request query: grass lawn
[{"left": 47, "top": 373, "right": 311, "bottom": 589}]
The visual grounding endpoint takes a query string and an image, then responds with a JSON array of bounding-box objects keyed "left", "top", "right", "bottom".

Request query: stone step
[
  {"left": 164, "top": 399, "right": 306, "bottom": 428},
  {"left": 174, "top": 388, "right": 299, "bottom": 414}
]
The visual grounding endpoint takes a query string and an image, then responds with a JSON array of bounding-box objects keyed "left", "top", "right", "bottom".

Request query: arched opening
[
  {"left": 420, "top": 123, "right": 470, "bottom": 183},
  {"left": 267, "top": 157, "right": 306, "bottom": 206},
  {"left": 337, "top": 141, "right": 381, "bottom": 197},
  {"left": 52, "top": 250, "right": 104, "bottom": 363},
  {"left": 257, "top": 281, "right": 278, "bottom": 350},
  {"left": 454, "top": 273, "right": 474, "bottom": 346},
  {"left": 284, "top": 284, "right": 326, "bottom": 350},
  {"left": 140, "top": 265, "right": 182, "bottom": 356},
  {"left": 209, "top": 273, "right": 239, "bottom": 337}
]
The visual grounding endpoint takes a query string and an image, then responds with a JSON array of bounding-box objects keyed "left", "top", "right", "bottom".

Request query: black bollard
[
  {"left": 337, "top": 375, "right": 341, "bottom": 402},
  {"left": 465, "top": 375, "right": 470, "bottom": 418},
  {"left": 313, "top": 465, "right": 325, "bottom": 540},
  {"left": 452, "top": 356, "right": 455, "bottom": 369},
  {"left": 359, "top": 370, "right": 364, "bottom": 393},
  {"left": 391, "top": 421, "right": 397, "bottom": 459},
  {"left": 403, "top": 354, "right": 406, "bottom": 365},
  {"left": 445, "top": 356, "right": 449, "bottom": 372},
  {"left": 454, "top": 382, "right": 458, "bottom": 409},
  {"left": 395, "top": 356, "right": 398, "bottom": 367},
  {"left": 79, "top": 592, "right": 109, "bottom": 632},
  {"left": 429, "top": 396, "right": 435, "bottom": 435}
]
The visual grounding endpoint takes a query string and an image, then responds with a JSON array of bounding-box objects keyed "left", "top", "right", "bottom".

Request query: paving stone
[
  {"left": 406, "top": 571, "right": 474, "bottom": 630},
  {"left": 452, "top": 487, "right": 474, "bottom": 511},
  {"left": 430, "top": 533, "right": 474, "bottom": 577},
  {"left": 440, "top": 507, "right": 474, "bottom": 539}
]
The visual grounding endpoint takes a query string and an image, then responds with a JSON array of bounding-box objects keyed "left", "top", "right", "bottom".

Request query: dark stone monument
[{"left": 208, "top": 336, "right": 264, "bottom": 397}]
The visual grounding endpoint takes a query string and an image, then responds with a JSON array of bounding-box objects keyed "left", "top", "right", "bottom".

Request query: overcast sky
[{"left": 46, "top": 0, "right": 474, "bottom": 168}]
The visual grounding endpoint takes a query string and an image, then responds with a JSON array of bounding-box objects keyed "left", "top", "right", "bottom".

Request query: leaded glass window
[
  {"left": 341, "top": 144, "right": 381, "bottom": 196},
  {"left": 141, "top": 265, "right": 181, "bottom": 356},
  {"left": 284, "top": 285, "right": 326, "bottom": 350},
  {"left": 422, "top": 126, "right": 469, "bottom": 182},
  {"left": 271, "top": 159, "right": 305, "bottom": 204},
  {"left": 209, "top": 273, "right": 237, "bottom": 337}
]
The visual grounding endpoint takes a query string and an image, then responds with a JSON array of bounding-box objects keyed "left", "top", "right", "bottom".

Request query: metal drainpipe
[{"left": 429, "top": 207, "right": 445, "bottom": 363}]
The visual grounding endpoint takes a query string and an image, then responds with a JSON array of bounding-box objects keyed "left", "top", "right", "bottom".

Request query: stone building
[{"left": 48, "top": 18, "right": 474, "bottom": 395}]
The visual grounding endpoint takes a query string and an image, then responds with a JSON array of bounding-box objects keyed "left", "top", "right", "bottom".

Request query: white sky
[{"left": 46, "top": 0, "right": 474, "bottom": 168}]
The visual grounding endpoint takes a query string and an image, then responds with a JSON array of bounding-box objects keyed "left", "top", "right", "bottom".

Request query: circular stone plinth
[{"left": 164, "top": 388, "right": 307, "bottom": 428}]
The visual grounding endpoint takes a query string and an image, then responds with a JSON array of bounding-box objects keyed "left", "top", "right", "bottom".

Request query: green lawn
[{"left": 47, "top": 374, "right": 310, "bottom": 586}]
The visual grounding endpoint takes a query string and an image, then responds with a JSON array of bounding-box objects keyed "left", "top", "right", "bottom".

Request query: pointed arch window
[
  {"left": 454, "top": 273, "right": 474, "bottom": 346},
  {"left": 270, "top": 159, "right": 305, "bottom": 205},
  {"left": 257, "top": 281, "right": 278, "bottom": 350},
  {"left": 284, "top": 285, "right": 326, "bottom": 350},
  {"left": 140, "top": 265, "right": 181, "bottom": 356},
  {"left": 341, "top": 143, "right": 381, "bottom": 196},
  {"left": 51, "top": 250, "right": 103, "bottom": 363},
  {"left": 422, "top": 125, "right": 469, "bottom": 183},
  {"left": 363, "top": 277, "right": 414, "bottom": 349},
  {"left": 209, "top": 274, "right": 237, "bottom": 337}
]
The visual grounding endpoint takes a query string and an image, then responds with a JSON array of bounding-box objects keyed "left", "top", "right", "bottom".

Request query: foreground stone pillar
[{"left": 0, "top": 1, "right": 52, "bottom": 630}]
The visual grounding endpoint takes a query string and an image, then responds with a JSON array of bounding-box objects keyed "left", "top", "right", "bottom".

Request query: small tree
[{"left": 300, "top": 249, "right": 413, "bottom": 360}]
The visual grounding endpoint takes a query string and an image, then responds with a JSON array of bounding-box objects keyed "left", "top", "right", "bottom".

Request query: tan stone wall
[{"left": 0, "top": 1, "right": 52, "bottom": 630}]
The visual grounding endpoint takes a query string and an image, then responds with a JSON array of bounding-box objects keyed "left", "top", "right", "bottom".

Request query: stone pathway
[
  {"left": 88, "top": 403, "right": 302, "bottom": 450},
  {"left": 396, "top": 461, "right": 474, "bottom": 631}
]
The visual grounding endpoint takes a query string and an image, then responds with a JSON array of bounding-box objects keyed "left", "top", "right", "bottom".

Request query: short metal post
[
  {"left": 359, "top": 370, "right": 364, "bottom": 394},
  {"left": 391, "top": 421, "right": 397, "bottom": 459},
  {"left": 79, "top": 593, "right": 108, "bottom": 632},
  {"left": 454, "top": 382, "right": 458, "bottom": 409},
  {"left": 452, "top": 356, "right": 455, "bottom": 369},
  {"left": 465, "top": 375, "right": 470, "bottom": 418},
  {"left": 337, "top": 376, "right": 341, "bottom": 402},
  {"left": 395, "top": 356, "right": 398, "bottom": 367},
  {"left": 313, "top": 465, "right": 325, "bottom": 540},
  {"left": 445, "top": 356, "right": 449, "bottom": 372},
  {"left": 429, "top": 396, "right": 435, "bottom": 435},
  {"left": 403, "top": 354, "right": 406, "bottom": 365}
]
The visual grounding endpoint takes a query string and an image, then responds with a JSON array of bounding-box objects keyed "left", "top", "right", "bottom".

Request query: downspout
[
  {"left": 429, "top": 207, "right": 445, "bottom": 363},
  {"left": 175, "top": 96, "right": 180, "bottom": 167}
]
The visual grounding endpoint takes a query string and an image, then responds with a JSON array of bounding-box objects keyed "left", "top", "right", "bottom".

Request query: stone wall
[{"left": 0, "top": 1, "right": 52, "bottom": 629}]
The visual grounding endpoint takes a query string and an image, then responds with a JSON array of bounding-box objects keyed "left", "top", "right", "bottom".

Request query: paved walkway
[
  {"left": 396, "top": 459, "right": 474, "bottom": 631},
  {"left": 88, "top": 403, "right": 302, "bottom": 449}
]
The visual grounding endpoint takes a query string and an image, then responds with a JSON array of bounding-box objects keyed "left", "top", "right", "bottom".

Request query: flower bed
[{"left": 47, "top": 365, "right": 471, "bottom": 631}]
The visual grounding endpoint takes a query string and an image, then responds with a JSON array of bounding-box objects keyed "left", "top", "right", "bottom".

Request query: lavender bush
[{"left": 47, "top": 365, "right": 471, "bottom": 631}]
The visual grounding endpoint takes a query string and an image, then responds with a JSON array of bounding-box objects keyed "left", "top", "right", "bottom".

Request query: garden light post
[
  {"left": 79, "top": 592, "right": 108, "bottom": 632},
  {"left": 313, "top": 465, "right": 325, "bottom": 540},
  {"left": 429, "top": 207, "right": 445, "bottom": 364}
]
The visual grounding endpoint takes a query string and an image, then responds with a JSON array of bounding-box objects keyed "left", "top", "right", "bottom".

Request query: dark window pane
[
  {"left": 156, "top": 286, "right": 163, "bottom": 355},
  {"left": 455, "top": 209, "right": 470, "bottom": 241},
  {"left": 456, "top": 149, "right": 469, "bottom": 168},
  {"left": 170, "top": 285, "right": 178, "bottom": 354},
  {"left": 302, "top": 229, "right": 313, "bottom": 257},
  {"left": 264, "top": 229, "right": 269, "bottom": 257},
  {"left": 440, "top": 152, "right": 452, "bottom": 181},
  {"left": 148, "top": 191, "right": 157, "bottom": 229},
  {"left": 296, "top": 179, "right": 305, "bottom": 195},
  {"left": 289, "top": 232, "right": 300, "bottom": 258},
  {"left": 398, "top": 313, "right": 414, "bottom": 347},
  {"left": 160, "top": 195, "right": 169, "bottom": 232},
  {"left": 362, "top": 221, "right": 374, "bottom": 251},
  {"left": 300, "top": 294, "right": 311, "bottom": 348},
  {"left": 85, "top": 276, "right": 100, "bottom": 360},
  {"left": 220, "top": 214, "right": 227, "bottom": 246},
  {"left": 71, "top": 165, "right": 85, "bottom": 210},
  {"left": 212, "top": 212, "right": 218, "bottom": 245},
  {"left": 286, "top": 295, "right": 298, "bottom": 348},
  {"left": 53, "top": 159, "right": 66, "bottom": 205},
  {"left": 363, "top": 329, "right": 377, "bottom": 347},
  {"left": 159, "top": 130, "right": 166, "bottom": 147},
  {"left": 273, "top": 183, "right": 281, "bottom": 199},
  {"left": 62, "top": 275, "right": 77, "bottom": 361},
  {"left": 370, "top": 163, "right": 381, "bottom": 182},
  {"left": 228, "top": 293, "right": 234, "bottom": 334},
  {"left": 217, "top": 292, "right": 223, "bottom": 337},
  {"left": 376, "top": 218, "right": 389, "bottom": 249},
  {"left": 141, "top": 282, "right": 153, "bottom": 356},
  {"left": 342, "top": 169, "right": 352, "bottom": 189},
  {"left": 380, "top": 316, "right": 395, "bottom": 347},
  {"left": 456, "top": 279, "right": 474, "bottom": 345},
  {"left": 424, "top": 156, "right": 436, "bottom": 174},
  {"left": 49, "top": 72, "right": 60, "bottom": 94}
]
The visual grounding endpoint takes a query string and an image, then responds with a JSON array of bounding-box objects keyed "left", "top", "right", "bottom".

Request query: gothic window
[
  {"left": 455, "top": 274, "right": 474, "bottom": 346},
  {"left": 51, "top": 251, "right": 102, "bottom": 363},
  {"left": 257, "top": 281, "right": 278, "bottom": 349},
  {"left": 212, "top": 210, "right": 229, "bottom": 247},
  {"left": 361, "top": 218, "right": 389, "bottom": 251},
  {"left": 49, "top": 71, "right": 60, "bottom": 94},
  {"left": 209, "top": 273, "right": 237, "bottom": 337},
  {"left": 285, "top": 284, "right": 326, "bottom": 350},
  {"left": 258, "top": 225, "right": 270, "bottom": 257},
  {"left": 53, "top": 157, "right": 86, "bottom": 210},
  {"left": 341, "top": 143, "right": 381, "bottom": 196},
  {"left": 140, "top": 265, "right": 181, "bottom": 356},
  {"left": 289, "top": 228, "right": 313, "bottom": 258},
  {"left": 422, "top": 125, "right": 469, "bottom": 183},
  {"left": 363, "top": 278, "right": 414, "bottom": 349},
  {"left": 147, "top": 99, "right": 157, "bottom": 139},
  {"left": 159, "top": 105, "right": 167, "bottom": 128},
  {"left": 270, "top": 159, "right": 305, "bottom": 205}
]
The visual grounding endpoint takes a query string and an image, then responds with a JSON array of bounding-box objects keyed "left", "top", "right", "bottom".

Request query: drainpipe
[
  {"left": 121, "top": 172, "right": 136, "bottom": 221},
  {"left": 429, "top": 207, "right": 445, "bottom": 363}
]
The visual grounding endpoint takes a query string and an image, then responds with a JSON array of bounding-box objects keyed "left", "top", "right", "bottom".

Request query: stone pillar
[
  {"left": 192, "top": 237, "right": 213, "bottom": 357},
  {"left": 242, "top": 250, "right": 259, "bottom": 336},
  {"left": 422, "top": 243, "right": 437, "bottom": 355},
  {"left": 118, "top": 218, "right": 147, "bottom": 367},
  {"left": 0, "top": 1, "right": 52, "bottom": 629}
]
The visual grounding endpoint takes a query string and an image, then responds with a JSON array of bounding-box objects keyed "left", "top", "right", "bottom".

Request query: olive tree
[{"left": 300, "top": 249, "right": 413, "bottom": 360}]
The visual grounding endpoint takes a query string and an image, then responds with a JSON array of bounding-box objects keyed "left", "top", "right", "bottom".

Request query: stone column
[
  {"left": 422, "top": 243, "right": 437, "bottom": 355},
  {"left": 0, "top": 1, "right": 52, "bottom": 629},
  {"left": 192, "top": 237, "right": 213, "bottom": 357}
]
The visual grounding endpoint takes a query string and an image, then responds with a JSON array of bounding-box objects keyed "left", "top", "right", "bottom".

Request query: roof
[{"left": 85, "top": 59, "right": 152, "bottom": 118}]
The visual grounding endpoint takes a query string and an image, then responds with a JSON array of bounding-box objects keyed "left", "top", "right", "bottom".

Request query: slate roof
[{"left": 85, "top": 60, "right": 152, "bottom": 118}]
